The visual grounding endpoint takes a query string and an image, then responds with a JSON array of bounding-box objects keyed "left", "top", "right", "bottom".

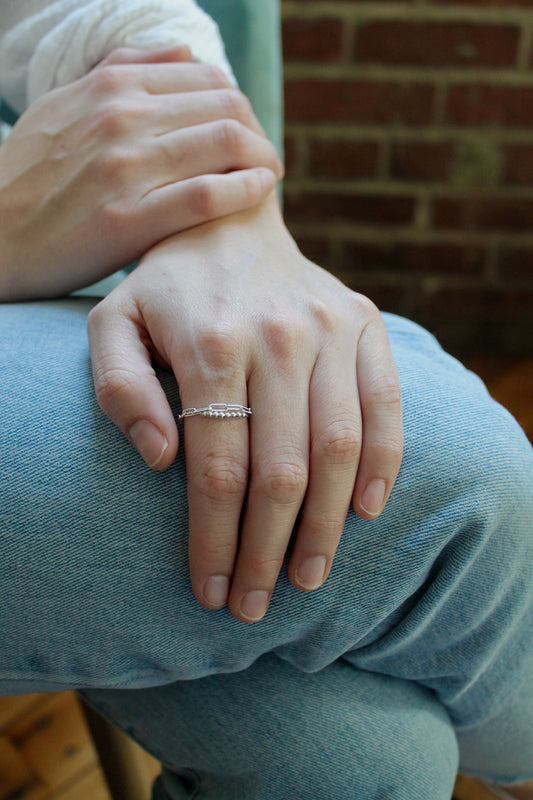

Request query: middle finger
[
  {"left": 149, "top": 119, "right": 283, "bottom": 185},
  {"left": 228, "top": 353, "right": 311, "bottom": 623},
  {"left": 147, "top": 89, "right": 265, "bottom": 137}
]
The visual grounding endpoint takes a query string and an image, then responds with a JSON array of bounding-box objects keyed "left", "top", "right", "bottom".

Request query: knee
[
  {"left": 210, "top": 660, "right": 460, "bottom": 800},
  {"left": 397, "top": 342, "right": 533, "bottom": 546}
]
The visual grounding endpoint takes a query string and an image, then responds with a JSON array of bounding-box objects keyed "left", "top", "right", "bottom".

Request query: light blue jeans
[{"left": 1, "top": 298, "right": 532, "bottom": 799}]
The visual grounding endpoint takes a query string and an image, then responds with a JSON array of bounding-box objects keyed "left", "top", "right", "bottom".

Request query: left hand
[{"left": 88, "top": 196, "right": 403, "bottom": 623}]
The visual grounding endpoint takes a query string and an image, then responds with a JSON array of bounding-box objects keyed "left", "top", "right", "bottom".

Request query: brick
[
  {"left": 285, "top": 79, "right": 434, "bottom": 125},
  {"left": 497, "top": 246, "right": 533, "bottom": 278},
  {"left": 341, "top": 240, "right": 485, "bottom": 276},
  {"left": 309, "top": 139, "right": 380, "bottom": 179},
  {"left": 282, "top": 18, "right": 344, "bottom": 62},
  {"left": 502, "top": 143, "right": 533, "bottom": 185},
  {"left": 284, "top": 191, "right": 416, "bottom": 225},
  {"left": 413, "top": 289, "right": 533, "bottom": 356},
  {"left": 433, "top": 0, "right": 532, "bottom": 6},
  {"left": 355, "top": 21, "right": 520, "bottom": 68},
  {"left": 390, "top": 140, "right": 454, "bottom": 182},
  {"left": 446, "top": 85, "right": 533, "bottom": 127},
  {"left": 283, "top": 135, "right": 300, "bottom": 178},
  {"left": 342, "top": 280, "right": 411, "bottom": 314},
  {"left": 290, "top": 233, "right": 333, "bottom": 266},
  {"left": 432, "top": 195, "right": 533, "bottom": 231},
  {"left": 420, "top": 287, "right": 532, "bottom": 322},
  {"left": 287, "top": 0, "right": 407, "bottom": 3}
]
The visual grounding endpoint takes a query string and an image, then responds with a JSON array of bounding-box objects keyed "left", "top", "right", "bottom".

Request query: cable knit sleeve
[{"left": 0, "top": 0, "right": 236, "bottom": 115}]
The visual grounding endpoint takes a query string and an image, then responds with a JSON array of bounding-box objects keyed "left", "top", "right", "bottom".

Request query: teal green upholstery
[{"left": 198, "top": 0, "right": 283, "bottom": 156}]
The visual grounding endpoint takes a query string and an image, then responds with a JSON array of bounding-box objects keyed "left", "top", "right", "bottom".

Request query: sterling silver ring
[{"left": 178, "top": 403, "right": 252, "bottom": 421}]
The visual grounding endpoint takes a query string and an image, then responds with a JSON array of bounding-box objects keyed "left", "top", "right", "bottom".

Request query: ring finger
[{"left": 287, "top": 344, "right": 361, "bottom": 592}]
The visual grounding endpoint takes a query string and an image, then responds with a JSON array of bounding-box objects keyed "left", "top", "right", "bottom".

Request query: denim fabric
[{"left": 1, "top": 298, "right": 532, "bottom": 798}]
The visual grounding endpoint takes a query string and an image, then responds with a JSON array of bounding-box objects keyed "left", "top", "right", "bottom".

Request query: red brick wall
[{"left": 281, "top": 0, "right": 533, "bottom": 356}]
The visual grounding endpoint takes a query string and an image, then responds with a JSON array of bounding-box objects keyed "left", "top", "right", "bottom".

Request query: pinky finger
[
  {"left": 96, "top": 45, "right": 193, "bottom": 68},
  {"left": 352, "top": 314, "right": 404, "bottom": 520},
  {"left": 137, "top": 168, "right": 278, "bottom": 238}
]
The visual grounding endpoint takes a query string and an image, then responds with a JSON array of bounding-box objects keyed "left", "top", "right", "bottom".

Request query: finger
[
  {"left": 228, "top": 344, "right": 312, "bottom": 623},
  {"left": 288, "top": 346, "right": 361, "bottom": 592},
  {"left": 147, "top": 88, "right": 267, "bottom": 137},
  {"left": 130, "top": 168, "right": 277, "bottom": 247},
  {"left": 87, "top": 298, "right": 179, "bottom": 471},
  {"left": 139, "top": 61, "right": 234, "bottom": 93},
  {"left": 150, "top": 120, "right": 283, "bottom": 183},
  {"left": 97, "top": 45, "right": 193, "bottom": 68},
  {"left": 175, "top": 352, "right": 249, "bottom": 612},
  {"left": 352, "top": 311, "right": 404, "bottom": 520}
]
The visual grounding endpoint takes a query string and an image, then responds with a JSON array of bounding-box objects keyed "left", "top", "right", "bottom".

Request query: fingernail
[
  {"left": 203, "top": 575, "right": 229, "bottom": 608},
  {"left": 360, "top": 478, "right": 387, "bottom": 517},
  {"left": 295, "top": 555, "right": 327, "bottom": 590},
  {"left": 276, "top": 157, "right": 285, "bottom": 179},
  {"left": 239, "top": 590, "right": 270, "bottom": 622},
  {"left": 129, "top": 419, "right": 168, "bottom": 468}
]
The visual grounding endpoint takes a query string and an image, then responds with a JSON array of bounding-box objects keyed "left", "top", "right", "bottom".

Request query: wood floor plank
[
  {"left": 0, "top": 735, "right": 35, "bottom": 800},
  {"left": 8, "top": 692, "right": 98, "bottom": 794}
]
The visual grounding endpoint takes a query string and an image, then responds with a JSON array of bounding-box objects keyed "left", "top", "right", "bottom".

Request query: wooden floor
[{"left": 0, "top": 356, "right": 531, "bottom": 800}]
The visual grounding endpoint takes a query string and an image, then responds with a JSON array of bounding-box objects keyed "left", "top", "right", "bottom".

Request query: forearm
[{"left": 0, "top": 0, "right": 235, "bottom": 114}]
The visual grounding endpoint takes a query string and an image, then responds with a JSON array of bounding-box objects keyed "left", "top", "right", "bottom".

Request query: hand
[
  {"left": 0, "top": 48, "right": 282, "bottom": 300},
  {"left": 87, "top": 196, "right": 403, "bottom": 623}
]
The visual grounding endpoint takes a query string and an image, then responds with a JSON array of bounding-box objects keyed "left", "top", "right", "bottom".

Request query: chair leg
[{"left": 79, "top": 697, "right": 154, "bottom": 800}]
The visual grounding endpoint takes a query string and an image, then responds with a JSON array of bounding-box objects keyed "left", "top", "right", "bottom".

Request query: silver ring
[{"left": 178, "top": 403, "right": 252, "bottom": 421}]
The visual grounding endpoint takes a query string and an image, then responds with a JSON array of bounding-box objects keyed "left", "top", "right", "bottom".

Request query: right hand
[{"left": 0, "top": 48, "right": 283, "bottom": 301}]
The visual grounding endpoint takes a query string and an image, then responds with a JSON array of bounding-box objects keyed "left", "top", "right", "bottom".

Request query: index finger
[{"left": 351, "top": 309, "right": 404, "bottom": 519}]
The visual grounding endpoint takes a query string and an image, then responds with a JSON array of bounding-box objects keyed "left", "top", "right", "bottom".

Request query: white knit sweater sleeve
[{"left": 0, "top": 0, "right": 236, "bottom": 115}]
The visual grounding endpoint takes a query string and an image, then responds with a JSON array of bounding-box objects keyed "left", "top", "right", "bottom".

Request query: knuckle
[
  {"left": 349, "top": 291, "right": 380, "bottom": 322},
  {"left": 309, "top": 298, "right": 339, "bottom": 335},
  {"left": 370, "top": 435, "right": 404, "bottom": 463},
  {"left": 302, "top": 513, "right": 346, "bottom": 540},
  {"left": 197, "top": 455, "right": 248, "bottom": 502},
  {"left": 261, "top": 314, "right": 306, "bottom": 362},
  {"left": 86, "top": 64, "right": 128, "bottom": 97},
  {"left": 103, "top": 47, "right": 134, "bottom": 65},
  {"left": 314, "top": 421, "right": 361, "bottom": 465},
  {"left": 94, "top": 145, "right": 137, "bottom": 190},
  {"left": 220, "top": 88, "right": 252, "bottom": 122},
  {"left": 92, "top": 103, "right": 132, "bottom": 141},
  {"left": 202, "top": 64, "right": 232, "bottom": 89},
  {"left": 98, "top": 197, "right": 132, "bottom": 239},
  {"left": 244, "top": 553, "right": 284, "bottom": 577},
  {"left": 92, "top": 363, "right": 137, "bottom": 412},
  {"left": 369, "top": 375, "right": 403, "bottom": 408},
  {"left": 193, "top": 325, "right": 242, "bottom": 376},
  {"left": 236, "top": 169, "right": 261, "bottom": 205},
  {"left": 193, "top": 539, "right": 235, "bottom": 565},
  {"left": 216, "top": 118, "right": 246, "bottom": 157},
  {"left": 259, "top": 457, "right": 308, "bottom": 505},
  {"left": 187, "top": 176, "right": 218, "bottom": 222},
  {"left": 87, "top": 301, "right": 105, "bottom": 331}
]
